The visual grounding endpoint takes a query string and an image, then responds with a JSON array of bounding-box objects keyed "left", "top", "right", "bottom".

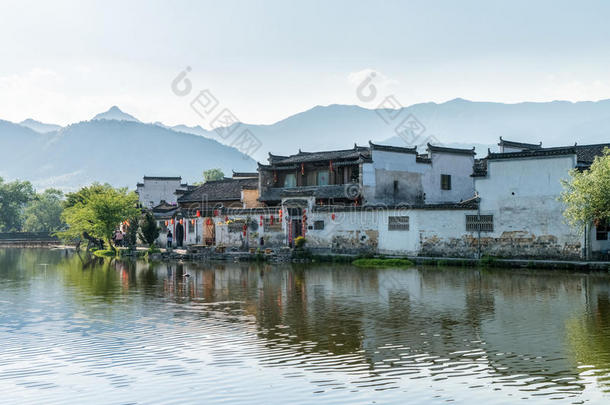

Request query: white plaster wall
[
  {"left": 138, "top": 179, "right": 183, "bottom": 208},
  {"left": 305, "top": 208, "right": 478, "bottom": 255},
  {"left": 500, "top": 146, "right": 524, "bottom": 153},
  {"left": 589, "top": 226, "right": 610, "bottom": 253},
  {"left": 475, "top": 155, "right": 582, "bottom": 257},
  {"left": 364, "top": 150, "right": 429, "bottom": 205},
  {"left": 423, "top": 152, "right": 475, "bottom": 204},
  {"left": 412, "top": 209, "right": 478, "bottom": 255},
  {"left": 363, "top": 150, "right": 474, "bottom": 205},
  {"left": 213, "top": 213, "right": 284, "bottom": 247}
]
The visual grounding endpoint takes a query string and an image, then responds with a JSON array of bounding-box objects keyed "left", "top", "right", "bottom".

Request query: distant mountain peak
[
  {"left": 92, "top": 106, "right": 140, "bottom": 122},
  {"left": 445, "top": 97, "right": 470, "bottom": 104},
  {"left": 18, "top": 118, "right": 62, "bottom": 133}
]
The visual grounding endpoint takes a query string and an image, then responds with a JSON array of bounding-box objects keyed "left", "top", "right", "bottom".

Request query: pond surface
[{"left": 1, "top": 248, "right": 609, "bottom": 404}]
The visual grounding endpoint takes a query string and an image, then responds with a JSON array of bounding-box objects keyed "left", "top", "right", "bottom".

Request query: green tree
[
  {"left": 124, "top": 214, "right": 140, "bottom": 249},
  {"left": 203, "top": 168, "right": 225, "bottom": 182},
  {"left": 138, "top": 210, "right": 160, "bottom": 247},
  {"left": 63, "top": 183, "right": 109, "bottom": 209},
  {"left": 0, "top": 177, "right": 35, "bottom": 231},
  {"left": 561, "top": 148, "right": 610, "bottom": 230},
  {"left": 59, "top": 184, "right": 139, "bottom": 251},
  {"left": 23, "top": 188, "right": 65, "bottom": 232}
]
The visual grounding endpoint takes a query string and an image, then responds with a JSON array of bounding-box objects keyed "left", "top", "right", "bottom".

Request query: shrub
[{"left": 294, "top": 236, "right": 306, "bottom": 249}]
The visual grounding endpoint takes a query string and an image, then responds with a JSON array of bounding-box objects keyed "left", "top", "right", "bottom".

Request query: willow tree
[
  {"left": 561, "top": 148, "right": 610, "bottom": 255},
  {"left": 59, "top": 184, "right": 139, "bottom": 251}
]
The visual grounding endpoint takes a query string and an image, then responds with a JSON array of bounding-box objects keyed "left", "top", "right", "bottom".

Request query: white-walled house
[
  {"left": 474, "top": 141, "right": 610, "bottom": 259},
  {"left": 136, "top": 176, "right": 189, "bottom": 209},
  {"left": 362, "top": 143, "right": 476, "bottom": 205},
  {"left": 151, "top": 139, "right": 610, "bottom": 260}
]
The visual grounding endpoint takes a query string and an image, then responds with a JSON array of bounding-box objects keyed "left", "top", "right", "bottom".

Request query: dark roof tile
[
  {"left": 498, "top": 137, "right": 542, "bottom": 150},
  {"left": 427, "top": 143, "right": 476, "bottom": 155},
  {"left": 178, "top": 178, "right": 257, "bottom": 203}
]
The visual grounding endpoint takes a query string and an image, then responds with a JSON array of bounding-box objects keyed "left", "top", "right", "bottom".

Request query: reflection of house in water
[{"left": 131, "top": 259, "right": 610, "bottom": 395}]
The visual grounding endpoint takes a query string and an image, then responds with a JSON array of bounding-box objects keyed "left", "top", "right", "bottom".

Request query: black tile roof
[
  {"left": 152, "top": 201, "right": 178, "bottom": 212},
  {"left": 575, "top": 143, "right": 610, "bottom": 164},
  {"left": 486, "top": 146, "right": 577, "bottom": 160},
  {"left": 267, "top": 145, "right": 371, "bottom": 165},
  {"left": 474, "top": 143, "right": 610, "bottom": 176},
  {"left": 265, "top": 142, "right": 424, "bottom": 166},
  {"left": 472, "top": 158, "right": 488, "bottom": 177},
  {"left": 498, "top": 137, "right": 542, "bottom": 150},
  {"left": 178, "top": 178, "right": 258, "bottom": 203},
  {"left": 232, "top": 171, "right": 258, "bottom": 178},
  {"left": 152, "top": 201, "right": 179, "bottom": 218},
  {"left": 427, "top": 143, "right": 476, "bottom": 155},
  {"left": 368, "top": 141, "right": 418, "bottom": 154},
  {"left": 143, "top": 176, "right": 182, "bottom": 181}
]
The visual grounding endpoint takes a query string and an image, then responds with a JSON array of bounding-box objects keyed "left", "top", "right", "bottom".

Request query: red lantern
[
  {"left": 191, "top": 219, "right": 195, "bottom": 225},
  {"left": 196, "top": 210, "right": 201, "bottom": 217},
  {"left": 224, "top": 216, "right": 228, "bottom": 222},
  {"left": 270, "top": 215, "right": 274, "bottom": 225},
  {"left": 179, "top": 219, "right": 183, "bottom": 225},
  {"left": 214, "top": 209, "right": 219, "bottom": 217},
  {"left": 171, "top": 219, "right": 174, "bottom": 224},
  {"left": 301, "top": 163, "right": 305, "bottom": 175},
  {"left": 331, "top": 213, "right": 336, "bottom": 220},
  {"left": 165, "top": 220, "right": 168, "bottom": 226}
]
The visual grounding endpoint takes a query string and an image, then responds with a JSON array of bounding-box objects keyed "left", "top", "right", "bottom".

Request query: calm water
[{"left": 1, "top": 249, "right": 609, "bottom": 404}]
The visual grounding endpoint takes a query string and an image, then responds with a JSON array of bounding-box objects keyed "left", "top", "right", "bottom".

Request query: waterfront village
[{"left": 135, "top": 137, "right": 610, "bottom": 261}]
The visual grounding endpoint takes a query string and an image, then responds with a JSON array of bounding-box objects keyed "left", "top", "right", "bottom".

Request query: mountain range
[
  {"left": 2, "top": 99, "right": 610, "bottom": 190},
  {"left": 0, "top": 108, "right": 256, "bottom": 191}
]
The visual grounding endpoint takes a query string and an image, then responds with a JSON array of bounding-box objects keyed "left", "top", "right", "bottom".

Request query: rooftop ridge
[
  {"left": 487, "top": 146, "right": 577, "bottom": 160},
  {"left": 427, "top": 143, "right": 476, "bottom": 155},
  {"left": 498, "top": 137, "right": 543, "bottom": 149}
]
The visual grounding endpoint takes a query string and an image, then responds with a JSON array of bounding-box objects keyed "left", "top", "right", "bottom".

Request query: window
[
  {"left": 393, "top": 180, "right": 399, "bottom": 195},
  {"left": 466, "top": 215, "right": 494, "bottom": 232},
  {"left": 284, "top": 173, "right": 296, "bottom": 188},
  {"left": 317, "top": 170, "right": 329, "bottom": 186},
  {"left": 314, "top": 220, "right": 325, "bottom": 230},
  {"left": 596, "top": 220, "right": 609, "bottom": 241},
  {"left": 188, "top": 221, "right": 195, "bottom": 234},
  {"left": 441, "top": 174, "right": 452, "bottom": 190},
  {"left": 388, "top": 216, "right": 409, "bottom": 231}
]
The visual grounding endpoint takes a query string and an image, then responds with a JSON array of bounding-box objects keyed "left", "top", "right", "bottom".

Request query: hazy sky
[{"left": 2, "top": 0, "right": 610, "bottom": 126}]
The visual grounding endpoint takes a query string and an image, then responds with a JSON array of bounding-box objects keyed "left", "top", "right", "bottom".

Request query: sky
[{"left": 1, "top": 0, "right": 610, "bottom": 126}]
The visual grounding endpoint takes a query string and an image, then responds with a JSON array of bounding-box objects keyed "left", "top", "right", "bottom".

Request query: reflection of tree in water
[
  {"left": 37, "top": 252, "right": 610, "bottom": 398},
  {"left": 57, "top": 253, "right": 123, "bottom": 300},
  {"left": 567, "top": 289, "right": 610, "bottom": 392},
  {"left": 0, "top": 247, "right": 67, "bottom": 283}
]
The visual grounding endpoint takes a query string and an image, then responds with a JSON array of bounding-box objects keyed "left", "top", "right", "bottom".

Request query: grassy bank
[{"left": 352, "top": 258, "right": 415, "bottom": 268}]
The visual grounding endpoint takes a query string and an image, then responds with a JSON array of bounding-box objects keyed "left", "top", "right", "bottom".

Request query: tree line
[{"left": 0, "top": 179, "right": 159, "bottom": 252}]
